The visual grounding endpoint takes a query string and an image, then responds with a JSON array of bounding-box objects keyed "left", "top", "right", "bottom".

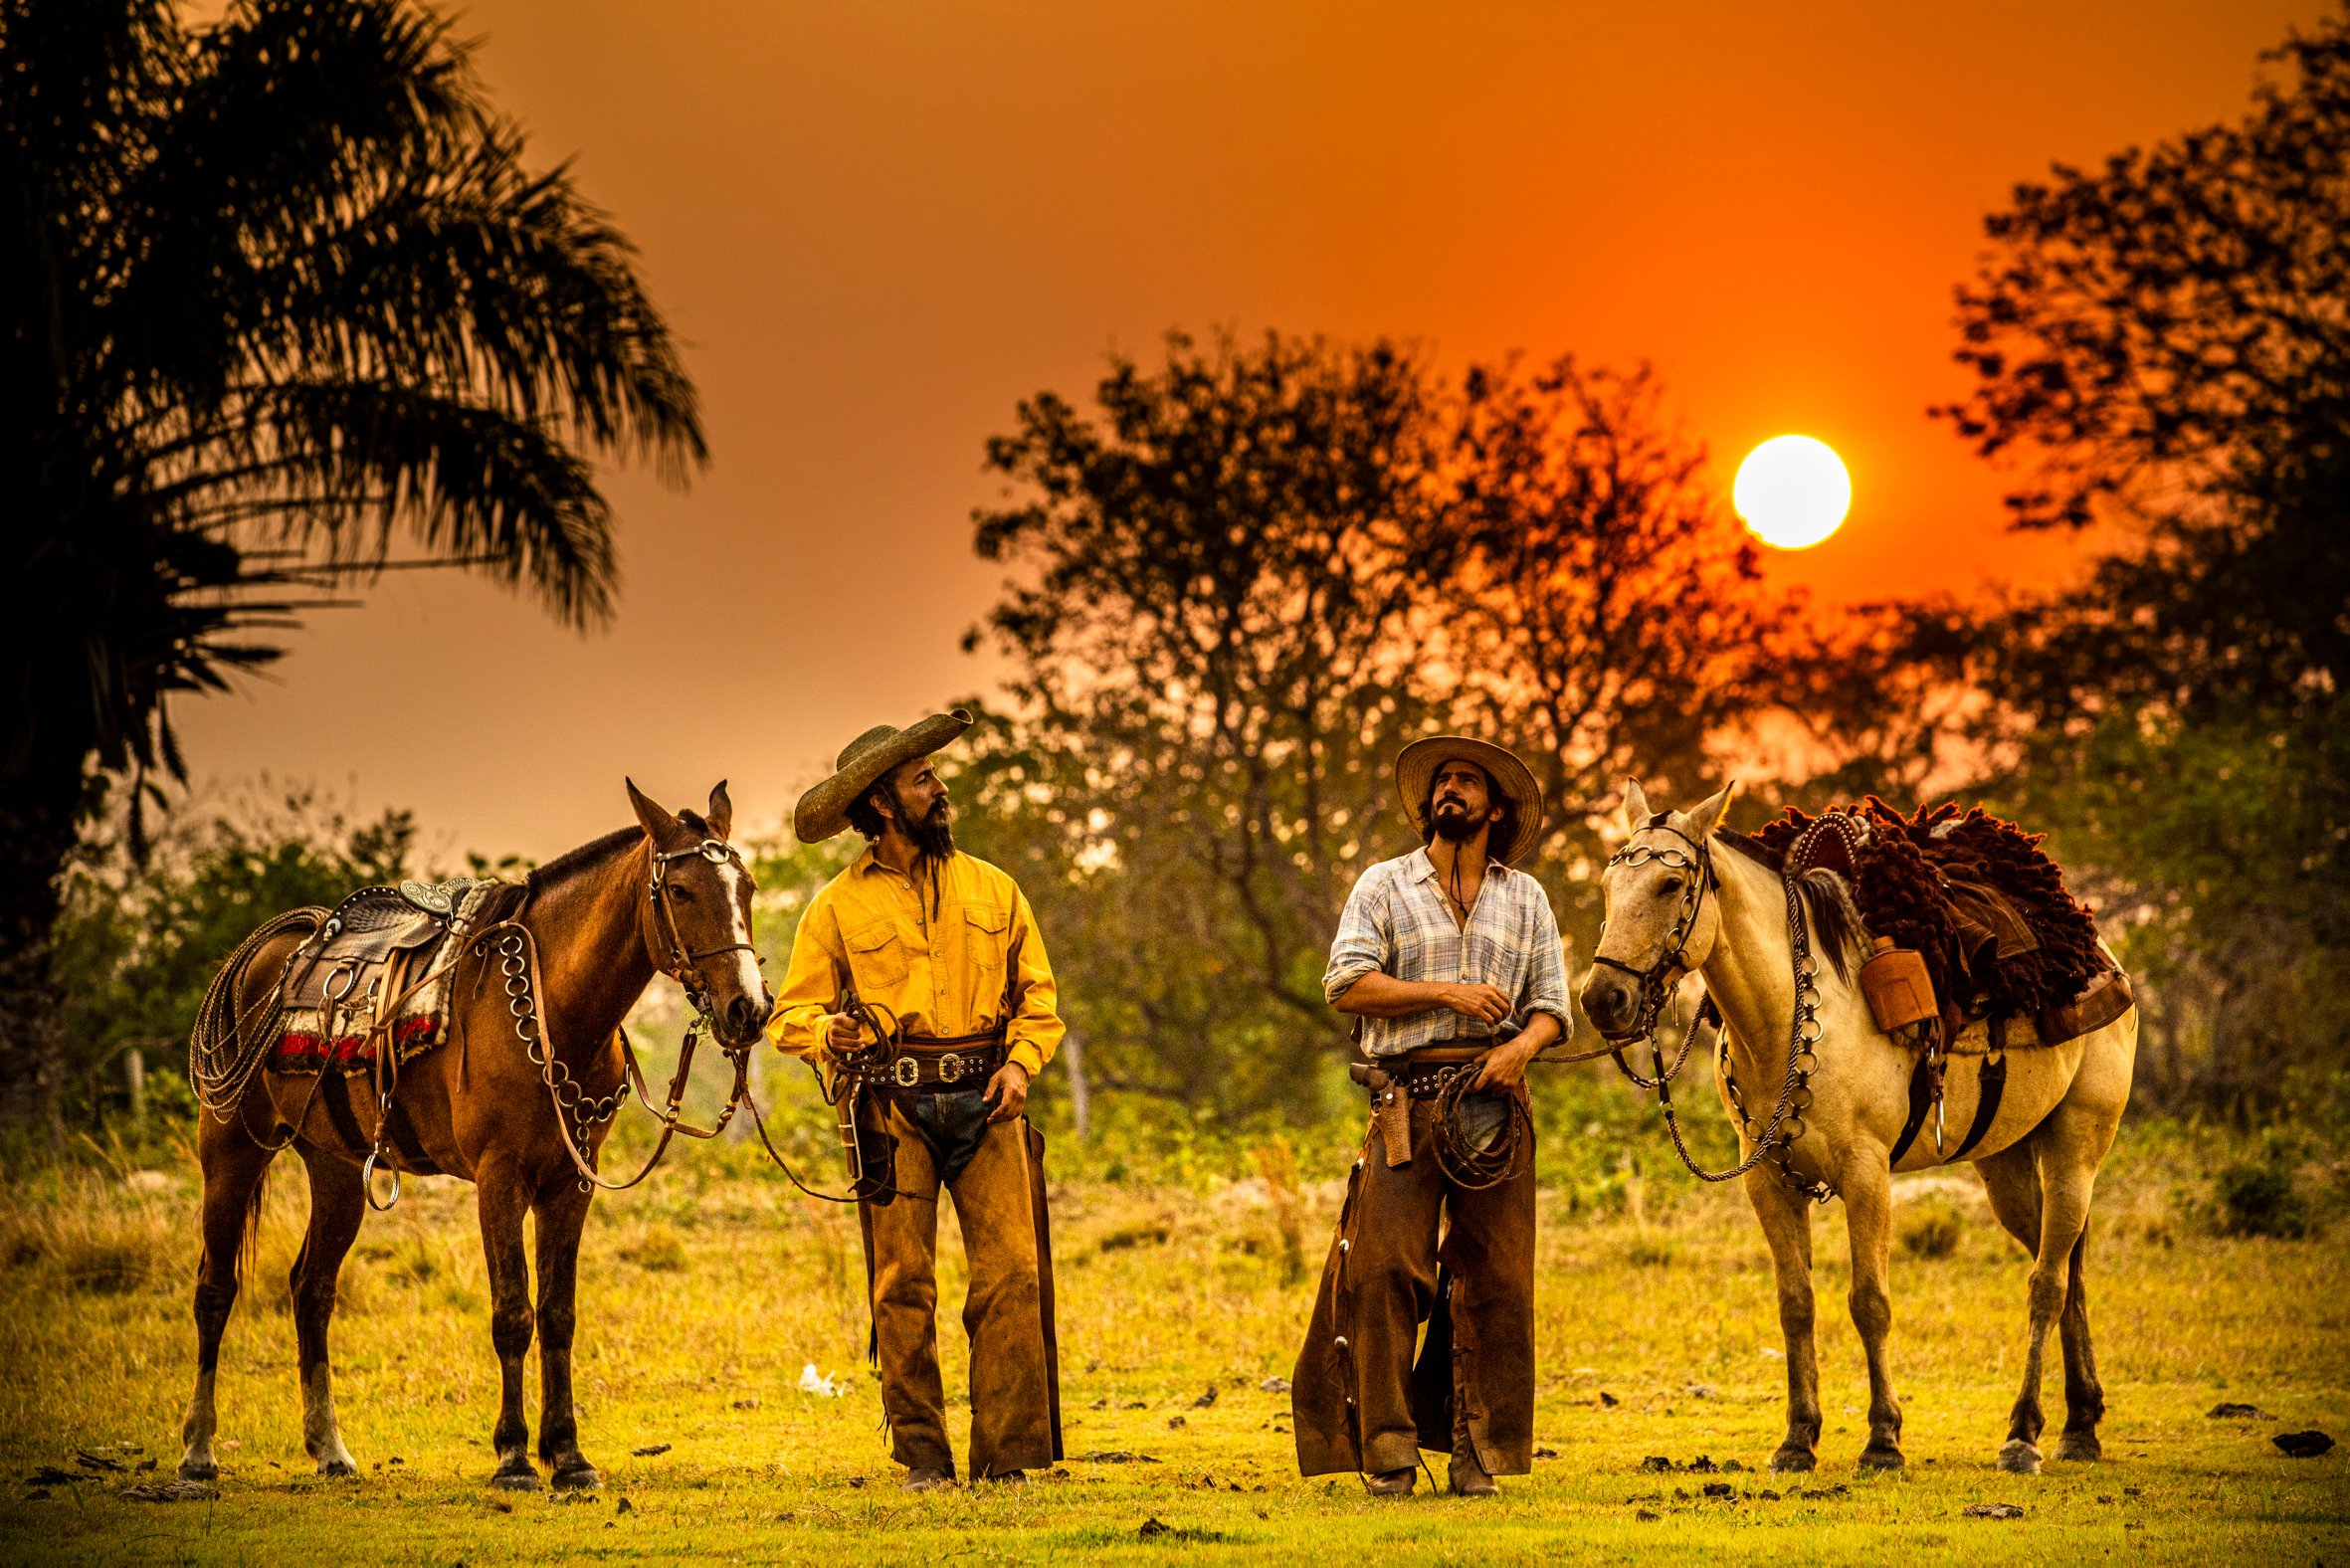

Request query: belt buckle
[
  {"left": 893, "top": 1057, "right": 920, "bottom": 1087},
  {"left": 939, "top": 1052, "right": 964, "bottom": 1083}
]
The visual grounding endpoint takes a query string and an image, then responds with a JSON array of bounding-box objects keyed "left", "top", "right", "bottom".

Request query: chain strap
[{"left": 1606, "top": 831, "right": 1836, "bottom": 1204}]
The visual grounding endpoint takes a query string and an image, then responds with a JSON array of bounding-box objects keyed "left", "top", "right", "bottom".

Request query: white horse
[{"left": 1580, "top": 781, "right": 2138, "bottom": 1474}]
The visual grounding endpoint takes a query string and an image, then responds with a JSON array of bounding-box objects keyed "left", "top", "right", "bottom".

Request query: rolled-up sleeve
[
  {"left": 768, "top": 892, "right": 845, "bottom": 1061},
  {"left": 1323, "top": 864, "right": 1394, "bottom": 1005},
  {"left": 1519, "top": 885, "right": 1574, "bottom": 1039},
  {"left": 1003, "top": 886, "right": 1066, "bottom": 1078}
]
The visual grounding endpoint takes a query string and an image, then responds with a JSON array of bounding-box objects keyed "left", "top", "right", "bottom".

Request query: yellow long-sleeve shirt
[{"left": 768, "top": 847, "right": 1065, "bottom": 1078}]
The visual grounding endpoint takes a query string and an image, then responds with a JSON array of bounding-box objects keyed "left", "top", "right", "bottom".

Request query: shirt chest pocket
[
  {"left": 964, "top": 903, "right": 1011, "bottom": 1008},
  {"left": 843, "top": 918, "right": 910, "bottom": 994}
]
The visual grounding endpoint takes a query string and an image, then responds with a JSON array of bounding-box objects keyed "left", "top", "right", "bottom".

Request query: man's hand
[
  {"left": 983, "top": 1061, "right": 1031, "bottom": 1122},
  {"left": 824, "top": 1011, "right": 866, "bottom": 1054},
  {"left": 1470, "top": 1035, "right": 1543, "bottom": 1092},
  {"left": 1442, "top": 983, "right": 1514, "bottom": 1026}
]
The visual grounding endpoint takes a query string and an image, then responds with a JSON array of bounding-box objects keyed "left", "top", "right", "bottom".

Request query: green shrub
[{"left": 2214, "top": 1161, "right": 2309, "bottom": 1239}]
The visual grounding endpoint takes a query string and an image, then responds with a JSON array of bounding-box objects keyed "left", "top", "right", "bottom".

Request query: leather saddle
[
  {"left": 1785, "top": 818, "right": 2126, "bottom": 1050},
  {"left": 284, "top": 879, "right": 486, "bottom": 1016}
]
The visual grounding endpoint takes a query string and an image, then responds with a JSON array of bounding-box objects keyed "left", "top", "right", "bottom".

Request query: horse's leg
[
  {"left": 1984, "top": 1129, "right": 2095, "bottom": 1474},
  {"left": 477, "top": 1162, "right": 541, "bottom": 1489},
  {"left": 2052, "top": 1227, "right": 2105, "bottom": 1462},
  {"left": 1743, "top": 1166, "right": 1822, "bottom": 1472},
  {"left": 180, "top": 1116, "right": 276, "bottom": 1481},
  {"left": 532, "top": 1173, "right": 600, "bottom": 1489},
  {"left": 1840, "top": 1154, "right": 1903, "bottom": 1470},
  {"left": 291, "top": 1149, "right": 367, "bottom": 1475}
]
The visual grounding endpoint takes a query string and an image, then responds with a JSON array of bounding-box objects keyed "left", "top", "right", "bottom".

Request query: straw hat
[
  {"left": 793, "top": 709, "right": 975, "bottom": 844},
  {"left": 1395, "top": 734, "right": 1545, "bottom": 866}
]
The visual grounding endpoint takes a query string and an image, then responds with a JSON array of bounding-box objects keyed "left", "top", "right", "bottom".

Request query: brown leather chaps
[
  {"left": 1290, "top": 1087, "right": 1536, "bottom": 1478},
  {"left": 857, "top": 1096, "right": 1062, "bottom": 1479}
]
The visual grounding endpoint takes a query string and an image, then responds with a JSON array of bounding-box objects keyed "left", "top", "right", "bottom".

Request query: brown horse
[{"left": 177, "top": 781, "right": 772, "bottom": 1491}]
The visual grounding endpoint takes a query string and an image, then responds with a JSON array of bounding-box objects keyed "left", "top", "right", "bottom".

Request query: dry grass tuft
[{"left": 1898, "top": 1196, "right": 1966, "bottom": 1261}]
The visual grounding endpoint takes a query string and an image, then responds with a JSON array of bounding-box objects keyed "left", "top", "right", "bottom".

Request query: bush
[
  {"left": 1899, "top": 1198, "right": 1966, "bottom": 1261},
  {"left": 2213, "top": 1161, "right": 2309, "bottom": 1240}
]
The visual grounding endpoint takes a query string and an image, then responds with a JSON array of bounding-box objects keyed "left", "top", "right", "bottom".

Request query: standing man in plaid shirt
[{"left": 1291, "top": 736, "right": 1573, "bottom": 1498}]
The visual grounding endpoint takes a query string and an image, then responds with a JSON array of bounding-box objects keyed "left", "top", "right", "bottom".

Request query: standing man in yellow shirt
[{"left": 769, "top": 709, "right": 1064, "bottom": 1491}]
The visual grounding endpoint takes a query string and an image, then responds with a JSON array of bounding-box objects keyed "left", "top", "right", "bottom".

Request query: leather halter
[
  {"left": 1590, "top": 817, "right": 1715, "bottom": 1046},
  {"left": 645, "top": 837, "right": 759, "bottom": 1028}
]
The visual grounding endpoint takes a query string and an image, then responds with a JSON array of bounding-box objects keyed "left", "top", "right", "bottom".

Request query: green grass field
[{"left": 0, "top": 1103, "right": 2343, "bottom": 1565}]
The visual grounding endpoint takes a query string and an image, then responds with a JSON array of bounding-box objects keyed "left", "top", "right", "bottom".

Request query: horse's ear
[
  {"left": 705, "top": 780, "right": 733, "bottom": 841},
  {"left": 1684, "top": 779, "right": 1738, "bottom": 839},
  {"left": 1620, "top": 779, "right": 1652, "bottom": 835},
  {"left": 626, "top": 778, "right": 679, "bottom": 842}
]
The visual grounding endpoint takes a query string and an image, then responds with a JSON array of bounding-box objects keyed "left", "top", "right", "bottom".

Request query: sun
[{"left": 1733, "top": 435, "right": 1852, "bottom": 549}]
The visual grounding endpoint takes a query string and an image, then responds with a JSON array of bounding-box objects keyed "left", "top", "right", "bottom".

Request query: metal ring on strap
[{"left": 893, "top": 1057, "right": 921, "bottom": 1086}]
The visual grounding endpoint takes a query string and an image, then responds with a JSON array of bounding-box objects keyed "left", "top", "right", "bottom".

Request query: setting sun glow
[{"left": 1734, "top": 435, "right": 1852, "bottom": 550}]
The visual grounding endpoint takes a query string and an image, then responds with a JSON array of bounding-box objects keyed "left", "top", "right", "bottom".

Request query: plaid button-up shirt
[{"left": 1323, "top": 847, "right": 1574, "bottom": 1058}]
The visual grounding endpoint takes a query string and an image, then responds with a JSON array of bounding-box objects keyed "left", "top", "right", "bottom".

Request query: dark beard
[
  {"left": 907, "top": 796, "right": 956, "bottom": 860},
  {"left": 1432, "top": 801, "right": 1479, "bottom": 844}
]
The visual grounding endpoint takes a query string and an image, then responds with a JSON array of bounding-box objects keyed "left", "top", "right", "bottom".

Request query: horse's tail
[{"left": 239, "top": 1162, "right": 271, "bottom": 1280}]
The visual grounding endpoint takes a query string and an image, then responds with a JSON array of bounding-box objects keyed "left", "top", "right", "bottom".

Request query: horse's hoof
[
  {"left": 177, "top": 1460, "right": 217, "bottom": 1483},
  {"left": 2055, "top": 1433, "right": 2101, "bottom": 1464},
  {"left": 315, "top": 1457, "right": 358, "bottom": 1478},
  {"left": 1996, "top": 1440, "right": 2043, "bottom": 1475},
  {"left": 490, "top": 1467, "right": 543, "bottom": 1491},
  {"left": 1768, "top": 1449, "right": 1817, "bottom": 1474},
  {"left": 1857, "top": 1445, "right": 1905, "bottom": 1471},
  {"left": 550, "top": 1464, "right": 602, "bottom": 1491}
]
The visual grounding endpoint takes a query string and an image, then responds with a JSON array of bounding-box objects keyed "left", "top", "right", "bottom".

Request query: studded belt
[{"left": 847, "top": 1036, "right": 1008, "bottom": 1093}]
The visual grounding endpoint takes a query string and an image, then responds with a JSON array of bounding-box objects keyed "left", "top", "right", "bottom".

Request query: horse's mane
[
  {"left": 1716, "top": 831, "right": 1864, "bottom": 983},
  {"left": 529, "top": 826, "right": 646, "bottom": 891}
]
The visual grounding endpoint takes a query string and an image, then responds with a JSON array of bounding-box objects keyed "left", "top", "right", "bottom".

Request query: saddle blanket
[
  {"left": 1741, "top": 799, "right": 2118, "bottom": 1048},
  {"left": 267, "top": 881, "right": 502, "bottom": 1076}
]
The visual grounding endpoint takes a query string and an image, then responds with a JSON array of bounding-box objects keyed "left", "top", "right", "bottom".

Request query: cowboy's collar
[{"left": 1408, "top": 846, "right": 1506, "bottom": 885}]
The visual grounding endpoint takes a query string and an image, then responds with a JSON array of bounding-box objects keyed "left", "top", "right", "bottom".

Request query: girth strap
[
  {"left": 317, "top": 1070, "right": 370, "bottom": 1156},
  {"left": 1948, "top": 1050, "right": 2009, "bottom": 1162},
  {"left": 1888, "top": 1051, "right": 1934, "bottom": 1167}
]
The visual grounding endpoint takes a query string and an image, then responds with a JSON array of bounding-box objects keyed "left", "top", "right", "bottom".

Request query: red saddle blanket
[{"left": 269, "top": 1014, "right": 443, "bottom": 1074}]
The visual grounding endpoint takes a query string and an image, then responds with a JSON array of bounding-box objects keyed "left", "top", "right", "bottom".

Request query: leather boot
[
  {"left": 1365, "top": 1466, "right": 1416, "bottom": 1498},
  {"left": 902, "top": 1467, "right": 957, "bottom": 1493},
  {"left": 1447, "top": 1444, "right": 1497, "bottom": 1497}
]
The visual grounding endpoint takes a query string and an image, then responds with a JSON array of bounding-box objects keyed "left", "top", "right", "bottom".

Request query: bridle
[
  {"left": 646, "top": 838, "right": 759, "bottom": 1020},
  {"left": 1590, "top": 820, "right": 1714, "bottom": 1086},
  {"left": 1591, "top": 817, "right": 1834, "bottom": 1204}
]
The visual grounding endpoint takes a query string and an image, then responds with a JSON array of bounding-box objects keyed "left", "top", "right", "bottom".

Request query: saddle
[
  {"left": 1767, "top": 802, "right": 2130, "bottom": 1052},
  {"left": 269, "top": 879, "right": 495, "bottom": 1075}
]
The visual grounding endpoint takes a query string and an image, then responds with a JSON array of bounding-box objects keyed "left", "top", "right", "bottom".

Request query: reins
[{"left": 1594, "top": 826, "right": 1835, "bottom": 1204}]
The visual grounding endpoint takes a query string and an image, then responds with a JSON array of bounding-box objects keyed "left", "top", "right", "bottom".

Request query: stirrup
[{"left": 362, "top": 1150, "right": 402, "bottom": 1211}]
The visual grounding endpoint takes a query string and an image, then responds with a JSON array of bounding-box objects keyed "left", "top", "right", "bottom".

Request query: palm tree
[{"left": 0, "top": 0, "right": 706, "bottom": 1131}]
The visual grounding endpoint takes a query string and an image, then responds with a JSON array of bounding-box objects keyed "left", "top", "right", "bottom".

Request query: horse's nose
[
  {"left": 1580, "top": 973, "right": 1633, "bottom": 1035},
  {"left": 724, "top": 991, "right": 771, "bottom": 1040}
]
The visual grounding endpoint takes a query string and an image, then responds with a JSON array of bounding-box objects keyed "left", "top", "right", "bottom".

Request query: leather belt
[
  {"left": 1371, "top": 1042, "right": 1489, "bottom": 1100},
  {"left": 847, "top": 1036, "right": 1008, "bottom": 1093}
]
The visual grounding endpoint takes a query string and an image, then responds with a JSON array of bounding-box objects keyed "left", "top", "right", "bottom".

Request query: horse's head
[
  {"left": 626, "top": 779, "right": 774, "bottom": 1050},
  {"left": 1580, "top": 778, "right": 1735, "bottom": 1042}
]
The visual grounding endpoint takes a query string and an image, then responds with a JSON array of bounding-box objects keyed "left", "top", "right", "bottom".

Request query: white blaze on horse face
[{"left": 714, "top": 858, "right": 765, "bottom": 1006}]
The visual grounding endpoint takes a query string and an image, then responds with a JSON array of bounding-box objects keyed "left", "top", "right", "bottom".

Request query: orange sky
[{"left": 175, "top": 0, "right": 2325, "bottom": 861}]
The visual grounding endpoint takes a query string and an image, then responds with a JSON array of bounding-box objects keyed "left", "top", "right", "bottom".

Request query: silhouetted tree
[
  {"left": 966, "top": 331, "right": 1461, "bottom": 1113},
  {"left": 964, "top": 334, "right": 1821, "bottom": 1118},
  {"left": 0, "top": 0, "right": 704, "bottom": 1132},
  {"left": 1450, "top": 356, "right": 1816, "bottom": 918},
  {"left": 1935, "top": 6, "right": 2350, "bottom": 1107}
]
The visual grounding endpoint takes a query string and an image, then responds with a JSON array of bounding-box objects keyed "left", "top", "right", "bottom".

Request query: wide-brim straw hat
[
  {"left": 1395, "top": 734, "right": 1545, "bottom": 867},
  {"left": 794, "top": 708, "right": 975, "bottom": 844}
]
